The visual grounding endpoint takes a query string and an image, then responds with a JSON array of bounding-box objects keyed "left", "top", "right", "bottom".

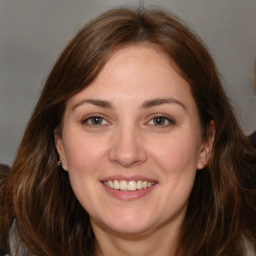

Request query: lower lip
[{"left": 102, "top": 183, "right": 157, "bottom": 200}]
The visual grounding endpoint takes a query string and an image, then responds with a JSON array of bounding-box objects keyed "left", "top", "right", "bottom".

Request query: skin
[{"left": 56, "top": 45, "right": 214, "bottom": 256}]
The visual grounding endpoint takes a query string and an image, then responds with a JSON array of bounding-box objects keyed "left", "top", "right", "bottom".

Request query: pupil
[
  {"left": 155, "top": 117, "right": 164, "bottom": 125},
  {"left": 93, "top": 117, "right": 101, "bottom": 124}
]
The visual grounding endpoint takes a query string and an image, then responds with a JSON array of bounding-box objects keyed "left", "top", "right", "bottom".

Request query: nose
[{"left": 108, "top": 124, "right": 147, "bottom": 167}]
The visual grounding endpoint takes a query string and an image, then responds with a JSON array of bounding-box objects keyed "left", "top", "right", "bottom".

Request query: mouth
[{"left": 102, "top": 180, "right": 157, "bottom": 191}]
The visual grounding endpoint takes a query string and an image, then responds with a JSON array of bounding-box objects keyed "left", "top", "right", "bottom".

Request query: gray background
[{"left": 1, "top": 0, "right": 256, "bottom": 165}]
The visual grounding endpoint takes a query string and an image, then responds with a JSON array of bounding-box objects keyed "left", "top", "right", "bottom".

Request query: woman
[{"left": 1, "top": 7, "right": 255, "bottom": 256}]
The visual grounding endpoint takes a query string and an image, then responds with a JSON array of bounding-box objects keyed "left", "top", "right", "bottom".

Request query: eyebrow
[
  {"left": 142, "top": 98, "right": 187, "bottom": 111},
  {"left": 72, "top": 99, "right": 113, "bottom": 110},
  {"left": 72, "top": 97, "right": 187, "bottom": 111}
]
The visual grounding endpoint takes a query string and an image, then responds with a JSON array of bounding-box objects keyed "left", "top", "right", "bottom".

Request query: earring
[{"left": 58, "top": 160, "right": 62, "bottom": 166}]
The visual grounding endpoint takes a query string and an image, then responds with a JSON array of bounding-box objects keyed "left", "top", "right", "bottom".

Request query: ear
[
  {"left": 55, "top": 131, "right": 68, "bottom": 171},
  {"left": 197, "top": 120, "right": 215, "bottom": 170}
]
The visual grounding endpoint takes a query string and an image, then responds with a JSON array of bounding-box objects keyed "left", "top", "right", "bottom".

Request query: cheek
[
  {"left": 150, "top": 134, "right": 201, "bottom": 175},
  {"left": 63, "top": 133, "right": 106, "bottom": 174},
  {"left": 149, "top": 135, "right": 200, "bottom": 217},
  {"left": 63, "top": 136, "right": 106, "bottom": 211}
]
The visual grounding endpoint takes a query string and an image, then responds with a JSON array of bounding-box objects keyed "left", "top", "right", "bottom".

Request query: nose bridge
[{"left": 108, "top": 121, "right": 147, "bottom": 167}]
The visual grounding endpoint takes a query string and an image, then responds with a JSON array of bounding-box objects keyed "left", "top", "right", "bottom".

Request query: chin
[
  {"left": 92, "top": 211, "right": 157, "bottom": 236},
  {"left": 106, "top": 221, "right": 154, "bottom": 236}
]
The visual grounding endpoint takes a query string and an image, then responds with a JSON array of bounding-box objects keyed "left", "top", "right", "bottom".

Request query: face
[{"left": 56, "top": 45, "right": 213, "bottom": 237}]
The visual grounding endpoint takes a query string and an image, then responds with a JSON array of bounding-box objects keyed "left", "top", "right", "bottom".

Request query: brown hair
[
  {"left": 0, "top": 164, "right": 10, "bottom": 186},
  {"left": 1, "top": 8, "right": 255, "bottom": 256}
]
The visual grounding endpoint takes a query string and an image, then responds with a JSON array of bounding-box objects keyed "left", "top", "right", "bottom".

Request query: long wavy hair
[{"left": 1, "top": 7, "right": 255, "bottom": 256}]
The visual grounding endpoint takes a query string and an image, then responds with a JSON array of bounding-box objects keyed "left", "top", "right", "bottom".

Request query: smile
[{"left": 103, "top": 180, "right": 156, "bottom": 191}]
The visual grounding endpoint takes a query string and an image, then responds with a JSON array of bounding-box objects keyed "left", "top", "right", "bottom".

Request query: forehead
[
  {"left": 101, "top": 44, "right": 177, "bottom": 82},
  {"left": 67, "top": 44, "right": 195, "bottom": 108}
]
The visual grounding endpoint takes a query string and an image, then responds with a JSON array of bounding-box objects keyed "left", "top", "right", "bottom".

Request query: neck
[{"left": 92, "top": 219, "right": 182, "bottom": 256}]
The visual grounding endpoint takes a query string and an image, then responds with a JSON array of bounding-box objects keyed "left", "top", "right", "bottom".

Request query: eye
[
  {"left": 82, "top": 115, "right": 109, "bottom": 126},
  {"left": 147, "top": 115, "right": 175, "bottom": 126}
]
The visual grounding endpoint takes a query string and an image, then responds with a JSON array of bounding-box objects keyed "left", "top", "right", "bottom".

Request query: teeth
[
  {"left": 147, "top": 182, "right": 154, "bottom": 188},
  {"left": 109, "top": 180, "right": 114, "bottom": 188},
  {"left": 127, "top": 181, "right": 136, "bottom": 191},
  {"left": 113, "top": 180, "right": 119, "bottom": 190},
  {"left": 120, "top": 180, "right": 128, "bottom": 190},
  {"left": 104, "top": 180, "right": 156, "bottom": 191},
  {"left": 136, "top": 180, "right": 143, "bottom": 190}
]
